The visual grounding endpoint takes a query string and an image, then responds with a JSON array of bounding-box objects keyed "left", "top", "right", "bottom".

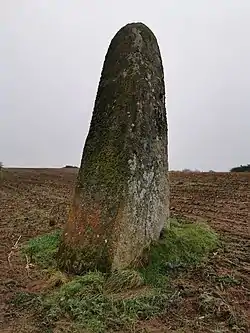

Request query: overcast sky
[{"left": 1, "top": 1, "right": 249, "bottom": 171}]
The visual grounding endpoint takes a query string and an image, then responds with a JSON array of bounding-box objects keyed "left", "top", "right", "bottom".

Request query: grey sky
[{"left": 1, "top": 1, "right": 249, "bottom": 171}]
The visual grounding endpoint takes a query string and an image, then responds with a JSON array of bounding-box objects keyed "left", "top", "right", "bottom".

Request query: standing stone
[{"left": 58, "top": 22, "right": 169, "bottom": 274}]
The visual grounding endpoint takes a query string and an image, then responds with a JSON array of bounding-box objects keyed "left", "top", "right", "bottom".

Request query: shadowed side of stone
[{"left": 57, "top": 22, "right": 169, "bottom": 273}]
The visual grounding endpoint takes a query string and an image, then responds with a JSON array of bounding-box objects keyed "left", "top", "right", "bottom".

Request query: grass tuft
[
  {"left": 22, "top": 229, "right": 61, "bottom": 268},
  {"left": 104, "top": 269, "right": 144, "bottom": 292},
  {"left": 44, "top": 270, "right": 69, "bottom": 290}
]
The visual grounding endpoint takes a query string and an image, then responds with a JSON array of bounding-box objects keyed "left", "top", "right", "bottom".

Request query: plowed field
[{"left": 0, "top": 169, "right": 249, "bottom": 332}]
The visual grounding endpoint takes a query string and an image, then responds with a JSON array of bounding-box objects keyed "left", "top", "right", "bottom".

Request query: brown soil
[{"left": 0, "top": 169, "right": 249, "bottom": 332}]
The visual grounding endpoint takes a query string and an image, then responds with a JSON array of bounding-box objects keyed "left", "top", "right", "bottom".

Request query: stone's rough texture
[{"left": 58, "top": 22, "right": 170, "bottom": 273}]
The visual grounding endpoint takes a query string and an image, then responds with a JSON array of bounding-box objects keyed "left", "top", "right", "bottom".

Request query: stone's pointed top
[
  {"left": 122, "top": 22, "right": 151, "bottom": 29},
  {"left": 116, "top": 22, "right": 156, "bottom": 37},
  {"left": 104, "top": 21, "right": 161, "bottom": 69}
]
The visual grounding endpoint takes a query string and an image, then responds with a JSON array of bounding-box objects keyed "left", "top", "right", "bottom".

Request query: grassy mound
[
  {"left": 17, "top": 219, "right": 219, "bottom": 332},
  {"left": 13, "top": 271, "right": 178, "bottom": 333},
  {"left": 141, "top": 219, "right": 218, "bottom": 286}
]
